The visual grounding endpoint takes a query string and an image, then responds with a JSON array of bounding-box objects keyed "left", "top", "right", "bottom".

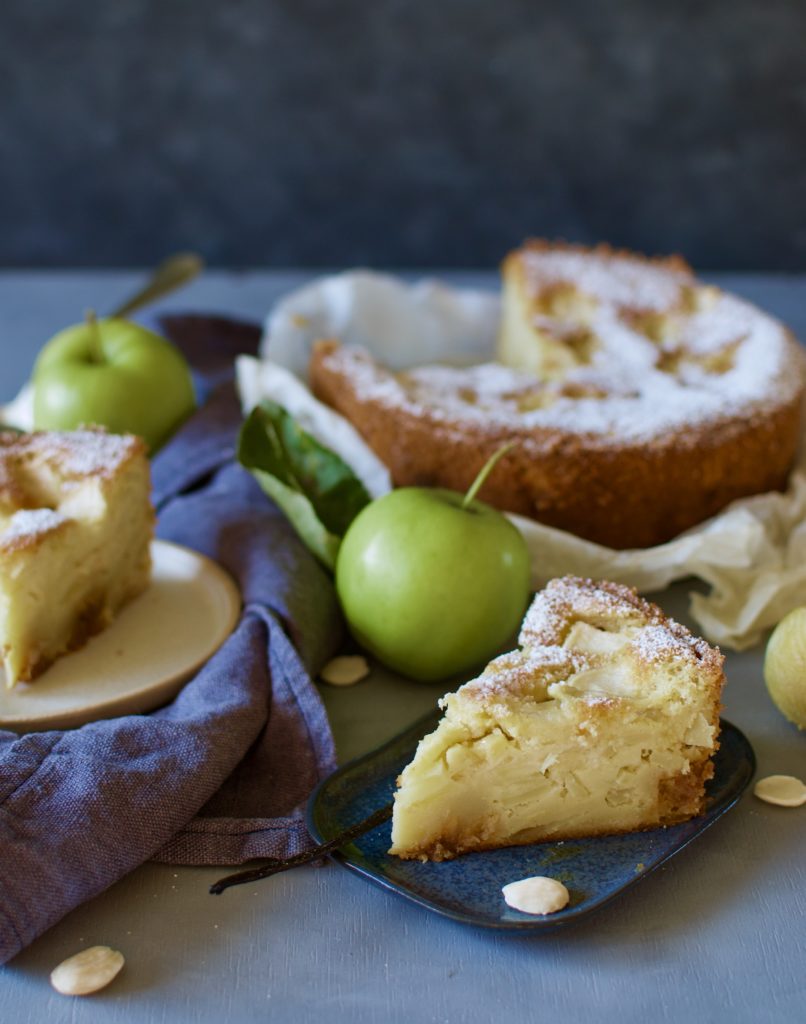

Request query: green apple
[
  {"left": 32, "top": 314, "right": 196, "bottom": 453},
  {"left": 764, "top": 607, "right": 806, "bottom": 729},
  {"left": 335, "top": 486, "right": 532, "bottom": 681}
]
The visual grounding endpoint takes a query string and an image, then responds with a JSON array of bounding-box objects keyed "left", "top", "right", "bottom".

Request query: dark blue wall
[{"left": 2, "top": 1, "right": 804, "bottom": 268}]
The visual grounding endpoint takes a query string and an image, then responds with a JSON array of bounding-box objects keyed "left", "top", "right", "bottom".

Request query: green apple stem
[
  {"left": 110, "top": 252, "right": 204, "bottom": 318},
  {"left": 461, "top": 442, "right": 515, "bottom": 510},
  {"left": 84, "top": 308, "right": 103, "bottom": 363}
]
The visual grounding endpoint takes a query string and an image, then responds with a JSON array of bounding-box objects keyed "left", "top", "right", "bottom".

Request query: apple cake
[
  {"left": 309, "top": 242, "right": 804, "bottom": 548},
  {"left": 0, "top": 429, "right": 153, "bottom": 687},
  {"left": 389, "top": 576, "right": 725, "bottom": 861}
]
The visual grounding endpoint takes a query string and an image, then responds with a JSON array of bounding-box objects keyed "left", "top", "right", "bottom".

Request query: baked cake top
[
  {"left": 312, "top": 242, "right": 803, "bottom": 445},
  {"left": 448, "top": 576, "right": 724, "bottom": 717},
  {"left": 0, "top": 429, "right": 147, "bottom": 553},
  {"left": 513, "top": 240, "right": 693, "bottom": 313}
]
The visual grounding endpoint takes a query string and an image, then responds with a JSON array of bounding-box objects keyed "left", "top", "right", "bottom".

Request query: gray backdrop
[{"left": 2, "top": 0, "right": 805, "bottom": 269}]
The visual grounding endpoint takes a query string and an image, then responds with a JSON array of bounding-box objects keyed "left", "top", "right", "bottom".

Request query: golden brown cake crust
[
  {"left": 309, "top": 242, "right": 804, "bottom": 549},
  {"left": 7, "top": 590, "right": 111, "bottom": 685}
]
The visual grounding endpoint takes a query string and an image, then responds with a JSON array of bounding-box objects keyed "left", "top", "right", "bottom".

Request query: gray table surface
[{"left": 0, "top": 270, "right": 804, "bottom": 1024}]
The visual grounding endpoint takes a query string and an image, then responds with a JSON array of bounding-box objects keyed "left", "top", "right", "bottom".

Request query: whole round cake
[{"left": 309, "top": 242, "right": 804, "bottom": 549}]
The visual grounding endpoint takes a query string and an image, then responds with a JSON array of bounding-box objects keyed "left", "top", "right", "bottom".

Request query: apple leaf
[
  {"left": 237, "top": 400, "right": 371, "bottom": 569},
  {"left": 249, "top": 467, "right": 342, "bottom": 570}
]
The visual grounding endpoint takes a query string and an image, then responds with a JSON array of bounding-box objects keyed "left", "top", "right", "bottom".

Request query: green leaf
[
  {"left": 250, "top": 468, "right": 342, "bottom": 569},
  {"left": 237, "top": 400, "right": 372, "bottom": 569}
]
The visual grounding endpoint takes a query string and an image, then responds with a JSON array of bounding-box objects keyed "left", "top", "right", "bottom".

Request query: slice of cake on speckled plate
[
  {"left": 0, "top": 429, "right": 153, "bottom": 688},
  {"left": 390, "top": 576, "right": 724, "bottom": 861}
]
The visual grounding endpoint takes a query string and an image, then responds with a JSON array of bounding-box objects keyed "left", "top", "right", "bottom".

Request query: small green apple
[
  {"left": 764, "top": 607, "right": 806, "bottom": 729},
  {"left": 32, "top": 314, "right": 196, "bottom": 453},
  {"left": 335, "top": 485, "right": 532, "bottom": 681}
]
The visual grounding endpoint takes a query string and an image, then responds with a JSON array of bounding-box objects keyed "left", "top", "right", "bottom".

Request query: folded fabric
[{"left": 0, "top": 315, "right": 342, "bottom": 965}]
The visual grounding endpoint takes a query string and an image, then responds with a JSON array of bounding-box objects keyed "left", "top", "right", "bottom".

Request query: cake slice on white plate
[
  {"left": 0, "top": 429, "right": 153, "bottom": 688},
  {"left": 390, "top": 576, "right": 724, "bottom": 861}
]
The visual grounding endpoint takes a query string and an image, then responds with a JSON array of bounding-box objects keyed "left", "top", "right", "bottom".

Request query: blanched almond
[
  {"left": 753, "top": 774, "right": 806, "bottom": 807},
  {"left": 320, "top": 655, "right": 370, "bottom": 686},
  {"left": 502, "top": 876, "right": 570, "bottom": 915},
  {"left": 50, "top": 946, "right": 125, "bottom": 996}
]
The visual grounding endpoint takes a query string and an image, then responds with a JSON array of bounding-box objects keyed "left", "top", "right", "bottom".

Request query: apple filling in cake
[
  {"left": 0, "top": 429, "right": 153, "bottom": 688},
  {"left": 390, "top": 577, "right": 724, "bottom": 861}
]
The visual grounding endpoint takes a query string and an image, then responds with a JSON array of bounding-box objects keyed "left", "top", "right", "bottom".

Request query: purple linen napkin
[{"left": 0, "top": 316, "right": 342, "bottom": 965}]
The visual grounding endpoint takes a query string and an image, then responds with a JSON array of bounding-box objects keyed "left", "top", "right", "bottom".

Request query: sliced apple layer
[{"left": 389, "top": 577, "right": 725, "bottom": 861}]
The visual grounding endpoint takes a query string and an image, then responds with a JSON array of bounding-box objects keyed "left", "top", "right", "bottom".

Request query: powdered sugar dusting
[
  {"left": 520, "top": 576, "right": 648, "bottom": 647},
  {"left": 0, "top": 429, "right": 140, "bottom": 483},
  {"left": 458, "top": 645, "right": 578, "bottom": 704},
  {"left": 0, "top": 429, "right": 144, "bottom": 549},
  {"left": 1, "top": 507, "right": 66, "bottom": 544},
  {"left": 24, "top": 430, "right": 139, "bottom": 478},
  {"left": 631, "top": 624, "right": 692, "bottom": 665},
  {"left": 454, "top": 577, "right": 723, "bottom": 709},
  {"left": 519, "top": 244, "right": 692, "bottom": 312},
  {"left": 318, "top": 249, "right": 802, "bottom": 444}
]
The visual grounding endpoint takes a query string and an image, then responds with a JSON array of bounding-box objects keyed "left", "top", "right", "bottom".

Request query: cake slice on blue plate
[{"left": 390, "top": 576, "right": 724, "bottom": 861}]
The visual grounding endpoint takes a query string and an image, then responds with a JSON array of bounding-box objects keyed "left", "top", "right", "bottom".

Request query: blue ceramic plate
[{"left": 306, "top": 711, "right": 755, "bottom": 931}]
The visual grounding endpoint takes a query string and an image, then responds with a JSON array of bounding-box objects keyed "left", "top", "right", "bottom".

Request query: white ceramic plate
[{"left": 0, "top": 540, "right": 241, "bottom": 732}]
